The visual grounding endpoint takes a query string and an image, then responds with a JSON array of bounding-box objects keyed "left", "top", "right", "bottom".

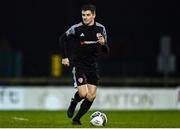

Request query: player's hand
[
  {"left": 97, "top": 34, "right": 105, "bottom": 45},
  {"left": 62, "top": 58, "right": 70, "bottom": 67}
]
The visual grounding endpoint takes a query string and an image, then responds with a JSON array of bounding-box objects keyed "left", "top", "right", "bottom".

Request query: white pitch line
[{"left": 11, "top": 116, "right": 29, "bottom": 121}]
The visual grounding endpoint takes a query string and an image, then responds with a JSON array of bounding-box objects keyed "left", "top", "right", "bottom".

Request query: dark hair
[{"left": 81, "top": 4, "right": 96, "bottom": 13}]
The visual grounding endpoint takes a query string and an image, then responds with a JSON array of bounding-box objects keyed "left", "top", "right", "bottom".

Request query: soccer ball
[{"left": 90, "top": 111, "right": 107, "bottom": 126}]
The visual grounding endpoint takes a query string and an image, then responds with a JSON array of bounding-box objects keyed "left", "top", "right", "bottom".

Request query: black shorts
[{"left": 72, "top": 66, "right": 99, "bottom": 87}]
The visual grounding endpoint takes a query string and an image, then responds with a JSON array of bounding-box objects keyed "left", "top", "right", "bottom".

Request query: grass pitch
[{"left": 0, "top": 110, "right": 180, "bottom": 128}]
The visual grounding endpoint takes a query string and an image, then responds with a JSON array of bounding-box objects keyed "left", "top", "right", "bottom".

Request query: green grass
[{"left": 0, "top": 110, "right": 180, "bottom": 128}]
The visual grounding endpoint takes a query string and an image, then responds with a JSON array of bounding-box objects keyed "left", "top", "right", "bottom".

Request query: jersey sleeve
[
  {"left": 59, "top": 25, "right": 76, "bottom": 58},
  {"left": 102, "top": 27, "right": 107, "bottom": 42},
  {"left": 101, "top": 27, "right": 110, "bottom": 54},
  {"left": 65, "top": 25, "right": 75, "bottom": 36}
]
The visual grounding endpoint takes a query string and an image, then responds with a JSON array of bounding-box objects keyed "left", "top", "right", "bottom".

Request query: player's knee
[
  {"left": 79, "top": 92, "right": 87, "bottom": 98},
  {"left": 91, "top": 94, "right": 96, "bottom": 100},
  {"left": 87, "top": 93, "right": 96, "bottom": 101}
]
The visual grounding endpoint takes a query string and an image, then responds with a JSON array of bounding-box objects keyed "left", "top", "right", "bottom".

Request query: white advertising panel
[
  {"left": 93, "top": 87, "right": 178, "bottom": 110},
  {"left": 0, "top": 86, "right": 179, "bottom": 110},
  {"left": 0, "top": 87, "right": 25, "bottom": 109}
]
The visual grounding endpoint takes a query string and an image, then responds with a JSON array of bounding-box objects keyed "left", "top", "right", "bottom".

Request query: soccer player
[{"left": 59, "top": 4, "right": 109, "bottom": 125}]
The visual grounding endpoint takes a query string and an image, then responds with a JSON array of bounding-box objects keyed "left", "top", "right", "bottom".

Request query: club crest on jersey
[
  {"left": 96, "top": 33, "right": 102, "bottom": 38},
  {"left": 78, "top": 78, "right": 83, "bottom": 83}
]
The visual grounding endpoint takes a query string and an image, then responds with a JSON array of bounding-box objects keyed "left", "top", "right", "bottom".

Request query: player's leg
[
  {"left": 72, "top": 84, "right": 96, "bottom": 124},
  {"left": 72, "top": 71, "right": 99, "bottom": 124},
  {"left": 67, "top": 88, "right": 85, "bottom": 118},
  {"left": 72, "top": 71, "right": 98, "bottom": 125},
  {"left": 67, "top": 67, "right": 88, "bottom": 119},
  {"left": 86, "top": 84, "right": 97, "bottom": 101},
  {"left": 71, "top": 85, "right": 88, "bottom": 125}
]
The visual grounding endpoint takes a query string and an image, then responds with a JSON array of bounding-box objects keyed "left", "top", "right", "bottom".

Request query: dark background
[{"left": 0, "top": 0, "right": 179, "bottom": 78}]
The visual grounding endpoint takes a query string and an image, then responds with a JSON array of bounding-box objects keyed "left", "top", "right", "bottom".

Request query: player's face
[{"left": 81, "top": 10, "right": 96, "bottom": 26}]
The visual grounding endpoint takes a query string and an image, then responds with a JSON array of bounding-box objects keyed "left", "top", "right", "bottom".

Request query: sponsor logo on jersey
[{"left": 80, "top": 41, "right": 97, "bottom": 45}]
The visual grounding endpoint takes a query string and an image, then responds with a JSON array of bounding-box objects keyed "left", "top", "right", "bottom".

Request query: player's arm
[
  {"left": 97, "top": 27, "right": 109, "bottom": 54},
  {"left": 59, "top": 25, "right": 75, "bottom": 66}
]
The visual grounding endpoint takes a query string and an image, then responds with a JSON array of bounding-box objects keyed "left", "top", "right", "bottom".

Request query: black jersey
[{"left": 59, "top": 22, "right": 109, "bottom": 70}]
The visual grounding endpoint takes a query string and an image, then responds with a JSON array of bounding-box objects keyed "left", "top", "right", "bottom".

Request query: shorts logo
[{"left": 78, "top": 78, "right": 83, "bottom": 83}]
